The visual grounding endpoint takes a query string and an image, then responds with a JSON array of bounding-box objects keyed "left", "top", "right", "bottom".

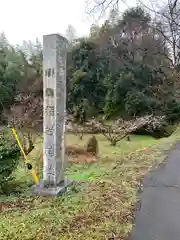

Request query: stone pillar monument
[{"left": 33, "top": 34, "right": 71, "bottom": 196}]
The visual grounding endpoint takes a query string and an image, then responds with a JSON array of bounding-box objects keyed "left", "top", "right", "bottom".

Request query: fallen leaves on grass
[
  {"left": 0, "top": 198, "right": 34, "bottom": 212},
  {"left": 1, "top": 133, "right": 179, "bottom": 240},
  {"left": 38, "top": 145, "right": 98, "bottom": 164},
  {"left": 69, "top": 155, "right": 97, "bottom": 164},
  {"left": 58, "top": 180, "right": 135, "bottom": 239}
]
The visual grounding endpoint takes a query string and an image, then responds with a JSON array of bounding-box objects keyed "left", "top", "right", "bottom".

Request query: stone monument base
[{"left": 32, "top": 178, "right": 73, "bottom": 196}]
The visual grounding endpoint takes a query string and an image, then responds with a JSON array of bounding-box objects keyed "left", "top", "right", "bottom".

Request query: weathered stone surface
[
  {"left": 32, "top": 178, "right": 73, "bottom": 196},
  {"left": 33, "top": 34, "right": 72, "bottom": 196}
]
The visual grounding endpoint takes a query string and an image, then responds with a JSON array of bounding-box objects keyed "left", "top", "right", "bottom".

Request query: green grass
[
  {"left": 65, "top": 134, "right": 158, "bottom": 182},
  {"left": 0, "top": 131, "right": 180, "bottom": 240}
]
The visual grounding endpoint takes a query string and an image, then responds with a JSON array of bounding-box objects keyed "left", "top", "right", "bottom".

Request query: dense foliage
[
  {"left": 0, "top": 5, "right": 180, "bottom": 130},
  {"left": 0, "top": 128, "right": 20, "bottom": 192},
  {"left": 67, "top": 6, "right": 180, "bottom": 123}
]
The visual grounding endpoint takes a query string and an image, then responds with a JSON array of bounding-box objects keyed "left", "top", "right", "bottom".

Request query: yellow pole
[{"left": 11, "top": 128, "right": 39, "bottom": 184}]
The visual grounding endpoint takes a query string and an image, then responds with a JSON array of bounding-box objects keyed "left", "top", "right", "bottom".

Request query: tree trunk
[{"left": 110, "top": 139, "right": 117, "bottom": 146}]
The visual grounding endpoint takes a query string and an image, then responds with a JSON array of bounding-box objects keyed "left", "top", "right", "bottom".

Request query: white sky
[{"left": 0, "top": 0, "right": 137, "bottom": 45}]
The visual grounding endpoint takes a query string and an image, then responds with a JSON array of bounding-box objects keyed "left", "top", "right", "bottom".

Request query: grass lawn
[{"left": 0, "top": 131, "right": 179, "bottom": 240}]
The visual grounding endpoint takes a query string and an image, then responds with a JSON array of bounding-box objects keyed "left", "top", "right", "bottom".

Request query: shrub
[
  {"left": 133, "top": 116, "right": 171, "bottom": 138},
  {"left": 90, "top": 115, "right": 163, "bottom": 146},
  {"left": 0, "top": 128, "right": 20, "bottom": 193}
]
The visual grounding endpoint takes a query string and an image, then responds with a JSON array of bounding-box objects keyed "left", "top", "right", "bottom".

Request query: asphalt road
[{"left": 131, "top": 143, "right": 180, "bottom": 240}]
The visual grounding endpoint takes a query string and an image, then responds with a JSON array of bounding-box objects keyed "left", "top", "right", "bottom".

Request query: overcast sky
[{"left": 0, "top": 0, "right": 137, "bottom": 45}]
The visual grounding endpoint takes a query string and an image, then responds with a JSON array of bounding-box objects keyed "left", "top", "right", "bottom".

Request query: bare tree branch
[
  {"left": 85, "top": 0, "right": 128, "bottom": 19},
  {"left": 139, "top": 0, "right": 180, "bottom": 66},
  {"left": 87, "top": 115, "right": 165, "bottom": 146}
]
